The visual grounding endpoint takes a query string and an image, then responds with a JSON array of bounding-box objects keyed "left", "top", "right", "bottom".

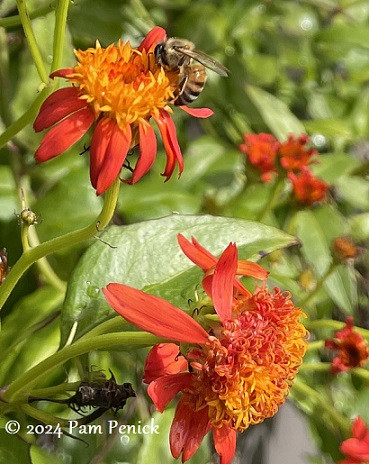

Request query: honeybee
[{"left": 154, "top": 38, "right": 229, "bottom": 106}]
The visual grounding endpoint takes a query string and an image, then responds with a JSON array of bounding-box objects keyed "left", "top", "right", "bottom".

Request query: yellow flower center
[
  {"left": 187, "top": 288, "right": 307, "bottom": 432},
  {"left": 66, "top": 41, "right": 179, "bottom": 131}
]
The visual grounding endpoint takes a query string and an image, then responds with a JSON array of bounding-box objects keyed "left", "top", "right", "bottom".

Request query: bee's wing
[{"left": 174, "top": 46, "right": 229, "bottom": 77}]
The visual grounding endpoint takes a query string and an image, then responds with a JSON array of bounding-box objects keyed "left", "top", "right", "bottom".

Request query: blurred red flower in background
[
  {"left": 288, "top": 167, "right": 328, "bottom": 205},
  {"left": 339, "top": 417, "right": 369, "bottom": 464}
]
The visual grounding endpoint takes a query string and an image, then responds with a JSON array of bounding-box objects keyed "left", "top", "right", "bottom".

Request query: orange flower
[
  {"left": 288, "top": 167, "right": 328, "bottom": 205},
  {"left": 278, "top": 134, "right": 317, "bottom": 172},
  {"left": 325, "top": 317, "right": 369, "bottom": 374},
  {"left": 34, "top": 27, "right": 213, "bottom": 195},
  {"left": 239, "top": 133, "right": 280, "bottom": 182},
  {"left": 333, "top": 237, "right": 360, "bottom": 261},
  {"left": 103, "top": 236, "right": 308, "bottom": 464},
  {"left": 339, "top": 417, "right": 369, "bottom": 464}
]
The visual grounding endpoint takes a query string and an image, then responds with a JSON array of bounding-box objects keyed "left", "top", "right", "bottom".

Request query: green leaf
[
  {"left": 350, "top": 213, "right": 369, "bottom": 240},
  {"left": 0, "top": 431, "right": 31, "bottom": 464},
  {"left": 303, "top": 119, "right": 352, "bottom": 138},
  {"left": 30, "top": 446, "right": 64, "bottom": 464},
  {"left": 245, "top": 85, "right": 306, "bottom": 140},
  {"left": 61, "top": 215, "right": 295, "bottom": 345},
  {"left": 312, "top": 154, "right": 360, "bottom": 183},
  {"left": 335, "top": 176, "right": 369, "bottom": 211},
  {"left": 0, "top": 166, "right": 18, "bottom": 221},
  {"left": 295, "top": 210, "right": 355, "bottom": 313}
]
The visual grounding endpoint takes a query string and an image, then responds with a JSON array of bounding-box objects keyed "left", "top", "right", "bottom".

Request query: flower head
[
  {"left": 239, "top": 133, "right": 280, "bottom": 182},
  {"left": 325, "top": 317, "right": 369, "bottom": 374},
  {"left": 333, "top": 237, "right": 360, "bottom": 262},
  {"left": 34, "top": 27, "right": 213, "bottom": 195},
  {"left": 288, "top": 167, "right": 328, "bottom": 205},
  {"left": 103, "top": 236, "right": 308, "bottom": 464},
  {"left": 278, "top": 134, "right": 317, "bottom": 172},
  {"left": 339, "top": 417, "right": 369, "bottom": 464}
]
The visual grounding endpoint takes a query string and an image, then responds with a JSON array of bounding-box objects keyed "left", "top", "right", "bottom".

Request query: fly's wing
[{"left": 173, "top": 46, "right": 229, "bottom": 77}]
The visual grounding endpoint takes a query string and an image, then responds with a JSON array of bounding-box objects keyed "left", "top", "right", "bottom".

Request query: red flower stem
[
  {"left": 16, "top": 0, "right": 49, "bottom": 84},
  {"left": 0, "top": 2, "right": 56, "bottom": 28},
  {"left": 305, "top": 319, "right": 369, "bottom": 341},
  {"left": 297, "top": 262, "right": 336, "bottom": 309},
  {"left": 292, "top": 377, "right": 350, "bottom": 434},
  {"left": 256, "top": 177, "right": 285, "bottom": 222},
  {"left": 0, "top": 86, "right": 53, "bottom": 150},
  {"left": 3, "top": 331, "right": 164, "bottom": 402},
  {"left": 0, "top": 178, "right": 120, "bottom": 311},
  {"left": 51, "top": 0, "right": 70, "bottom": 72}
]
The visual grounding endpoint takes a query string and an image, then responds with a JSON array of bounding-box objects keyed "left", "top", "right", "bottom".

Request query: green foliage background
[{"left": 1, "top": 1, "right": 369, "bottom": 464}]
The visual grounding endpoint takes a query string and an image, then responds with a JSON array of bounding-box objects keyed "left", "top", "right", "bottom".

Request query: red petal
[
  {"left": 212, "top": 243, "right": 238, "bottom": 323},
  {"left": 35, "top": 108, "right": 95, "bottom": 162},
  {"left": 177, "top": 234, "right": 217, "bottom": 270},
  {"left": 50, "top": 68, "right": 74, "bottom": 79},
  {"left": 182, "top": 407, "right": 211, "bottom": 462},
  {"left": 34, "top": 87, "right": 87, "bottom": 132},
  {"left": 131, "top": 121, "right": 157, "bottom": 183},
  {"left": 143, "top": 343, "right": 188, "bottom": 383},
  {"left": 340, "top": 438, "right": 369, "bottom": 460},
  {"left": 237, "top": 260, "right": 269, "bottom": 280},
  {"left": 170, "top": 395, "right": 193, "bottom": 459},
  {"left": 154, "top": 110, "right": 183, "bottom": 180},
  {"left": 353, "top": 417, "right": 369, "bottom": 440},
  {"left": 147, "top": 372, "right": 193, "bottom": 413},
  {"left": 96, "top": 123, "right": 131, "bottom": 195},
  {"left": 89, "top": 118, "right": 116, "bottom": 188},
  {"left": 213, "top": 426, "right": 237, "bottom": 464},
  {"left": 137, "top": 26, "right": 167, "bottom": 52},
  {"left": 180, "top": 106, "right": 214, "bottom": 118},
  {"left": 103, "top": 284, "right": 209, "bottom": 344}
]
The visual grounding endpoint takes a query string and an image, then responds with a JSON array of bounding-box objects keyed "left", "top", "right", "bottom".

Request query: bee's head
[{"left": 154, "top": 42, "right": 168, "bottom": 66}]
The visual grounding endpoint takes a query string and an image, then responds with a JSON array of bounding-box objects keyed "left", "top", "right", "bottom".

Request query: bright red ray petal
[
  {"left": 212, "top": 243, "right": 238, "bottom": 323},
  {"left": 213, "top": 426, "right": 237, "bottom": 464},
  {"left": 352, "top": 417, "right": 368, "bottom": 440},
  {"left": 340, "top": 438, "right": 369, "bottom": 460},
  {"left": 154, "top": 110, "right": 183, "bottom": 180},
  {"left": 202, "top": 274, "right": 214, "bottom": 299},
  {"left": 179, "top": 106, "right": 214, "bottom": 118},
  {"left": 138, "top": 26, "right": 167, "bottom": 52},
  {"left": 182, "top": 407, "right": 211, "bottom": 462},
  {"left": 147, "top": 372, "right": 193, "bottom": 413},
  {"left": 89, "top": 118, "right": 115, "bottom": 188},
  {"left": 131, "top": 122, "right": 157, "bottom": 183},
  {"left": 170, "top": 395, "right": 193, "bottom": 459},
  {"left": 237, "top": 260, "right": 269, "bottom": 280},
  {"left": 103, "top": 284, "right": 209, "bottom": 344},
  {"left": 34, "top": 89, "right": 87, "bottom": 132},
  {"left": 96, "top": 123, "right": 131, "bottom": 195},
  {"left": 35, "top": 108, "right": 95, "bottom": 162},
  {"left": 50, "top": 68, "right": 74, "bottom": 79},
  {"left": 177, "top": 234, "right": 217, "bottom": 270},
  {"left": 144, "top": 343, "right": 188, "bottom": 384}
]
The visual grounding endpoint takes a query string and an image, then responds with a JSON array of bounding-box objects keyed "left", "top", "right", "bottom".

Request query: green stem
[
  {"left": 16, "top": 0, "right": 49, "bottom": 83},
  {"left": 307, "top": 340, "right": 324, "bottom": 351},
  {"left": 256, "top": 177, "right": 285, "bottom": 222},
  {"left": 0, "top": 2, "right": 56, "bottom": 28},
  {"left": 0, "top": 28, "right": 12, "bottom": 127},
  {"left": 298, "top": 362, "right": 331, "bottom": 372},
  {"left": 21, "top": 404, "right": 69, "bottom": 427},
  {"left": 305, "top": 319, "right": 369, "bottom": 340},
  {"left": 31, "top": 381, "right": 80, "bottom": 397},
  {"left": 0, "top": 178, "right": 120, "bottom": 311},
  {"left": 77, "top": 316, "right": 129, "bottom": 341},
  {"left": 352, "top": 367, "right": 369, "bottom": 381},
  {"left": 0, "top": 86, "right": 53, "bottom": 149},
  {"left": 292, "top": 377, "right": 350, "bottom": 434},
  {"left": 3, "top": 331, "right": 163, "bottom": 401},
  {"left": 51, "top": 0, "right": 70, "bottom": 72},
  {"left": 297, "top": 262, "right": 336, "bottom": 308}
]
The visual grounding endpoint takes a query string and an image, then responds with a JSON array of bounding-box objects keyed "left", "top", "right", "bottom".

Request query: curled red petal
[
  {"left": 182, "top": 407, "right": 211, "bottom": 462},
  {"left": 147, "top": 372, "right": 193, "bottom": 413},
  {"left": 177, "top": 234, "right": 217, "bottom": 270},
  {"left": 50, "top": 68, "right": 75, "bottom": 79},
  {"left": 137, "top": 26, "right": 167, "bottom": 52},
  {"left": 154, "top": 110, "right": 183, "bottom": 180},
  {"left": 212, "top": 243, "right": 238, "bottom": 323},
  {"left": 170, "top": 395, "right": 193, "bottom": 459},
  {"left": 35, "top": 107, "right": 95, "bottom": 162},
  {"left": 131, "top": 121, "right": 157, "bottom": 184},
  {"left": 89, "top": 118, "right": 115, "bottom": 188},
  {"left": 103, "top": 283, "right": 209, "bottom": 344},
  {"left": 213, "top": 426, "right": 237, "bottom": 464},
  {"left": 34, "top": 88, "right": 87, "bottom": 132},
  {"left": 96, "top": 123, "right": 131, "bottom": 195},
  {"left": 179, "top": 105, "right": 214, "bottom": 118},
  {"left": 144, "top": 343, "right": 188, "bottom": 384}
]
